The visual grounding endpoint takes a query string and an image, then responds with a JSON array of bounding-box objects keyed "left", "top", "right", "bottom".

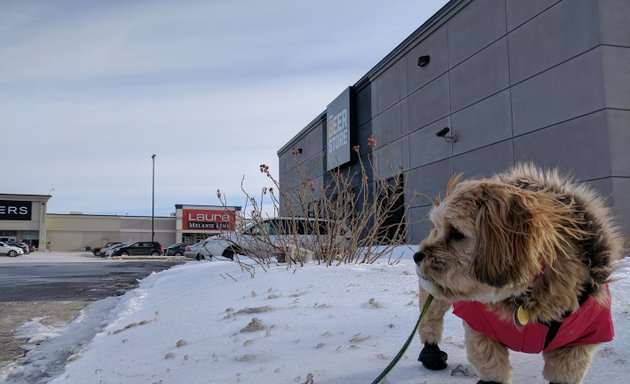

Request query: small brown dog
[{"left": 414, "top": 164, "right": 623, "bottom": 384}]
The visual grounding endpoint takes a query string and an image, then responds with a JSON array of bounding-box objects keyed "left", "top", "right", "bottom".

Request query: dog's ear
[
  {"left": 434, "top": 173, "right": 463, "bottom": 207},
  {"left": 446, "top": 173, "right": 463, "bottom": 197},
  {"left": 472, "top": 183, "right": 541, "bottom": 288}
]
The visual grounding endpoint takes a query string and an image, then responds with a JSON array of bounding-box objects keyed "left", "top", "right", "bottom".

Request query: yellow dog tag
[{"left": 515, "top": 306, "right": 530, "bottom": 326}]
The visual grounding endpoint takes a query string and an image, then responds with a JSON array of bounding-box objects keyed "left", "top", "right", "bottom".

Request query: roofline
[
  {"left": 47, "top": 212, "right": 175, "bottom": 219},
  {"left": 175, "top": 204, "right": 242, "bottom": 211},
  {"left": 277, "top": 111, "right": 326, "bottom": 156},
  {"left": 0, "top": 193, "right": 52, "bottom": 200},
  {"left": 354, "top": 0, "right": 463, "bottom": 88},
  {"left": 277, "top": 0, "right": 465, "bottom": 156}
]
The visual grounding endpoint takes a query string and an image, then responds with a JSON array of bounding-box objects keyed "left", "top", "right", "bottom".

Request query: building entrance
[{"left": 376, "top": 174, "right": 406, "bottom": 243}]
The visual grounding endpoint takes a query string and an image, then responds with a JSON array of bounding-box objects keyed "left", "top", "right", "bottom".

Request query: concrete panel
[
  {"left": 448, "top": 0, "right": 506, "bottom": 67},
  {"left": 279, "top": 169, "right": 299, "bottom": 191},
  {"left": 450, "top": 38, "right": 510, "bottom": 112},
  {"left": 511, "top": 48, "right": 605, "bottom": 135},
  {"left": 505, "top": 0, "right": 560, "bottom": 31},
  {"left": 407, "top": 74, "right": 450, "bottom": 130},
  {"left": 307, "top": 125, "right": 323, "bottom": 155},
  {"left": 408, "top": 118, "right": 452, "bottom": 169},
  {"left": 452, "top": 90, "right": 513, "bottom": 155},
  {"left": 508, "top": 0, "right": 599, "bottom": 84},
  {"left": 406, "top": 27, "right": 449, "bottom": 94},
  {"left": 407, "top": 205, "right": 433, "bottom": 245},
  {"left": 598, "top": 0, "right": 630, "bottom": 47},
  {"left": 611, "top": 177, "right": 630, "bottom": 246},
  {"left": 373, "top": 59, "right": 407, "bottom": 114},
  {"left": 375, "top": 135, "right": 409, "bottom": 179},
  {"left": 355, "top": 120, "right": 373, "bottom": 157},
  {"left": 513, "top": 111, "right": 612, "bottom": 181},
  {"left": 279, "top": 153, "right": 303, "bottom": 187},
  {"left": 302, "top": 155, "right": 324, "bottom": 181},
  {"left": 372, "top": 102, "right": 403, "bottom": 147},
  {"left": 406, "top": 159, "right": 454, "bottom": 209},
  {"left": 607, "top": 109, "right": 630, "bottom": 177},
  {"left": 585, "top": 177, "right": 613, "bottom": 202},
  {"left": 356, "top": 84, "right": 372, "bottom": 127},
  {"left": 453, "top": 140, "right": 514, "bottom": 179},
  {"left": 155, "top": 218, "right": 175, "bottom": 231},
  {"left": 603, "top": 46, "right": 630, "bottom": 110}
]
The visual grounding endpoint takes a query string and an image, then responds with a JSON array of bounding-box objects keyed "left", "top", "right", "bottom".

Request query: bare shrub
[{"left": 216, "top": 135, "right": 411, "bottom": 269}]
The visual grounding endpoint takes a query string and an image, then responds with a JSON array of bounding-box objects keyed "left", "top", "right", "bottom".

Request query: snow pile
[{"left": 1, "top": 248, "right": 628, "bottom": 383}]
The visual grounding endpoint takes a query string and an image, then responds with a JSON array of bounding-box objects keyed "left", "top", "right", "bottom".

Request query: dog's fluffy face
[{"left": 416, "top": 179, "right": 545, "bottom": 303}]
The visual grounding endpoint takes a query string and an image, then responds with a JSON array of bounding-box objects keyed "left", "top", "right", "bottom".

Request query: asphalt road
[{"left": 0, "top": 253, "right": 185, "bottom": 367}]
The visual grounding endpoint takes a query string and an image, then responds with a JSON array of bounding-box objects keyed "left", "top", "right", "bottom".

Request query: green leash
[{"left": 370, "top": 294, "right": 434, "bottom": 384}]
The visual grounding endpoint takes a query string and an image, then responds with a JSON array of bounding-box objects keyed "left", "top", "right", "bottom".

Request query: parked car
[
  {"left": 101, "top": 243, "right": 127, "bottom": 257},
  {"left": 165, "top": 243, "right": 187, "bottom": 256},
  {"left": 202, "top": 217, "right": 349, "bottom": 260},
  {"left": 0, "top": 241, "right": 25, "bottom": 257},
  {"left": 111, "top": 242, "right": 163, "bottom": 257},
  {"left": 5, "top": 241, "right": 30, "bottom": 254},
  {"left": 184, "top": 241, "right": 212, "bottom": 260},
  {"left": 92, "top": 242, "right": 122, "bottom": 256}
]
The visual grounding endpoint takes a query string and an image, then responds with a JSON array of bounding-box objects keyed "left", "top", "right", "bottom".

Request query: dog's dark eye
[{"left": 449, "top": 226, "right": 465, "bottom": 241}]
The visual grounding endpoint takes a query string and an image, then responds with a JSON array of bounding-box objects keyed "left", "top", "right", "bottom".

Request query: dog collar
[{"left": 510, "top": 262, "right": 547, "bottom": 327}]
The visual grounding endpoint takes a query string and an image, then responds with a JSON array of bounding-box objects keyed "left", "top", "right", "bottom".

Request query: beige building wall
[
  {"left": 3, "top": 196, "right": 226, "bottom": 251},
  {"left": 47, "top": 214, "right": 176, "bottom": 251},
  {"left": 0, "top": 193, "right": 51, "bottom": 249}
]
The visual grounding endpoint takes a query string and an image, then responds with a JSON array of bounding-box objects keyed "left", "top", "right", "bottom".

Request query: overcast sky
[{"left": 1, "top": 0, "right": 448, "bottom": 216}]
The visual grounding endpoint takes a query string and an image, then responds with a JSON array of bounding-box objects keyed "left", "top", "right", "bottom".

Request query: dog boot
[{"left": 418, "top": 342, "right": 448, "bottom": 370}]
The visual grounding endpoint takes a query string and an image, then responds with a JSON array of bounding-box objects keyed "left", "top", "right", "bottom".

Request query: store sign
[
  {"left": 0, "top": 200, "right": 32, "bottom": 221},
  {"left": 182, "top": 209, "right": 235, "bottom": 231},
  {"left": 326, "top": 87, "right": 353, "bottom": 171}
]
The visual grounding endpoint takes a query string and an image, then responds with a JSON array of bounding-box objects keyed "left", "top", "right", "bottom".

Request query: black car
[
  {"left": 111, "top": 241, "right": 163, "bottom": 256},
  {"left": 165, "top": 243, "right": 187, "bottom": 256}
]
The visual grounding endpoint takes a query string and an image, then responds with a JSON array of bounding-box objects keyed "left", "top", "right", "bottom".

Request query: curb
[{"left": 109, "top": 256, "right": 188, "bottom": 261}]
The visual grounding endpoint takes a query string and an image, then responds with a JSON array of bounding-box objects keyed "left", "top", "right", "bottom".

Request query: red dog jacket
[{"left": 452, "top": 286, "right": 614, "bottom": 353}]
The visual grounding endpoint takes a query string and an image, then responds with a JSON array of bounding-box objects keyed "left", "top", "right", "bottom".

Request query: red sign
[{"left": 182, "top": 209, "right": 235, "bottom": 232}]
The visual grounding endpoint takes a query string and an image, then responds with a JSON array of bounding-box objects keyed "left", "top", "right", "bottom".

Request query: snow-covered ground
[{"left": 1, "top": 247, "right": 629, "bottom": 384}]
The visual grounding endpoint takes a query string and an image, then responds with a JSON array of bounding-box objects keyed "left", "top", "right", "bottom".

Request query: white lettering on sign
[
  {"left": 0, "top": 201, "right": 32, "bottom": 221},
  {"left": 327, "top": 108, "right": 348, "bottom": 153},
  {"left": 0, "top": 206, "right": 29, "bottom": 215},
  {"left": 188, "top": 213, "right": 231, "bottom": 222}
]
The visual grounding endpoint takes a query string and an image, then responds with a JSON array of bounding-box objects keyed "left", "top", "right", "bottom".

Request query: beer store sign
[
  {"left": 0, "top": 200, "right": 32, "bottom": 221},
  {"left": 326, "top": 87, "right": 353, "bottom": 171},
  {"left": 182, "top": 209, "right": 235, "bottom": 231}
]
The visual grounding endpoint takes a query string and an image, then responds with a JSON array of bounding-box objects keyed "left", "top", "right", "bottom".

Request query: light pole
[{"left": 151, "top": 154, "right": 156, "bottom": 242}]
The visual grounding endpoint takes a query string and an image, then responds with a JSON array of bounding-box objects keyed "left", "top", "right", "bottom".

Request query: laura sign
[
  {"left": 0, "top": 200, "right": 32, "bottom": 221},
  {"left": 182, "top": 209, "right": 235, "bottom": 231}
]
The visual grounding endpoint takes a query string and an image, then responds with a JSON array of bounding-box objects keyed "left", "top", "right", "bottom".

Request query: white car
[
  {"left": 203, "top": 217, "right": 349, "bottom": 261},
  {"left": 184, "top": 241, "right": 212, "bottom": 260},
  {"left": 0, "top": 241, "right": 25, "bottom": 257}
]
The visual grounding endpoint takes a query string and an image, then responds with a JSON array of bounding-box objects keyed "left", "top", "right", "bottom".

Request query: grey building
[{"left": 277, "top": 0, "right": 630, "bottom": 245}]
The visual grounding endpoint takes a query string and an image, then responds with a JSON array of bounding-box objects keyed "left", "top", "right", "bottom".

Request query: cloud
[{"left": 0, "top": 0, "right": 448, "bottom": 215}]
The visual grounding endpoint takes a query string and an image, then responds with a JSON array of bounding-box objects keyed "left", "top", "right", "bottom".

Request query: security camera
[
  {"left": 435, "top": 127, "right": 450, "bottom": 138},
  {"left": 435, "top": 127, "right": 457, "bottom": 143}
]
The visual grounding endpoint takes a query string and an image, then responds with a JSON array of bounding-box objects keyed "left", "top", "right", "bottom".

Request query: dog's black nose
[{"left": 413, "top": 251, "right": 426, "bottom": 264}]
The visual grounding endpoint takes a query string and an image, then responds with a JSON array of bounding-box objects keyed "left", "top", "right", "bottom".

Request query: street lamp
[{"left": 151, "top": 154, "right": 156, "bottom": 242}]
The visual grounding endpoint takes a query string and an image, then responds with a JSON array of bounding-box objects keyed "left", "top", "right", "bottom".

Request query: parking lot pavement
[
  {"left": 0, "top": 251, "right": 185, "bottom": 368},
  {"left": 0, "top": 251, "right": 186, "bottom": 264},
  {"left": 0, "top": 251, "right": 104, "bottom": 264}
]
